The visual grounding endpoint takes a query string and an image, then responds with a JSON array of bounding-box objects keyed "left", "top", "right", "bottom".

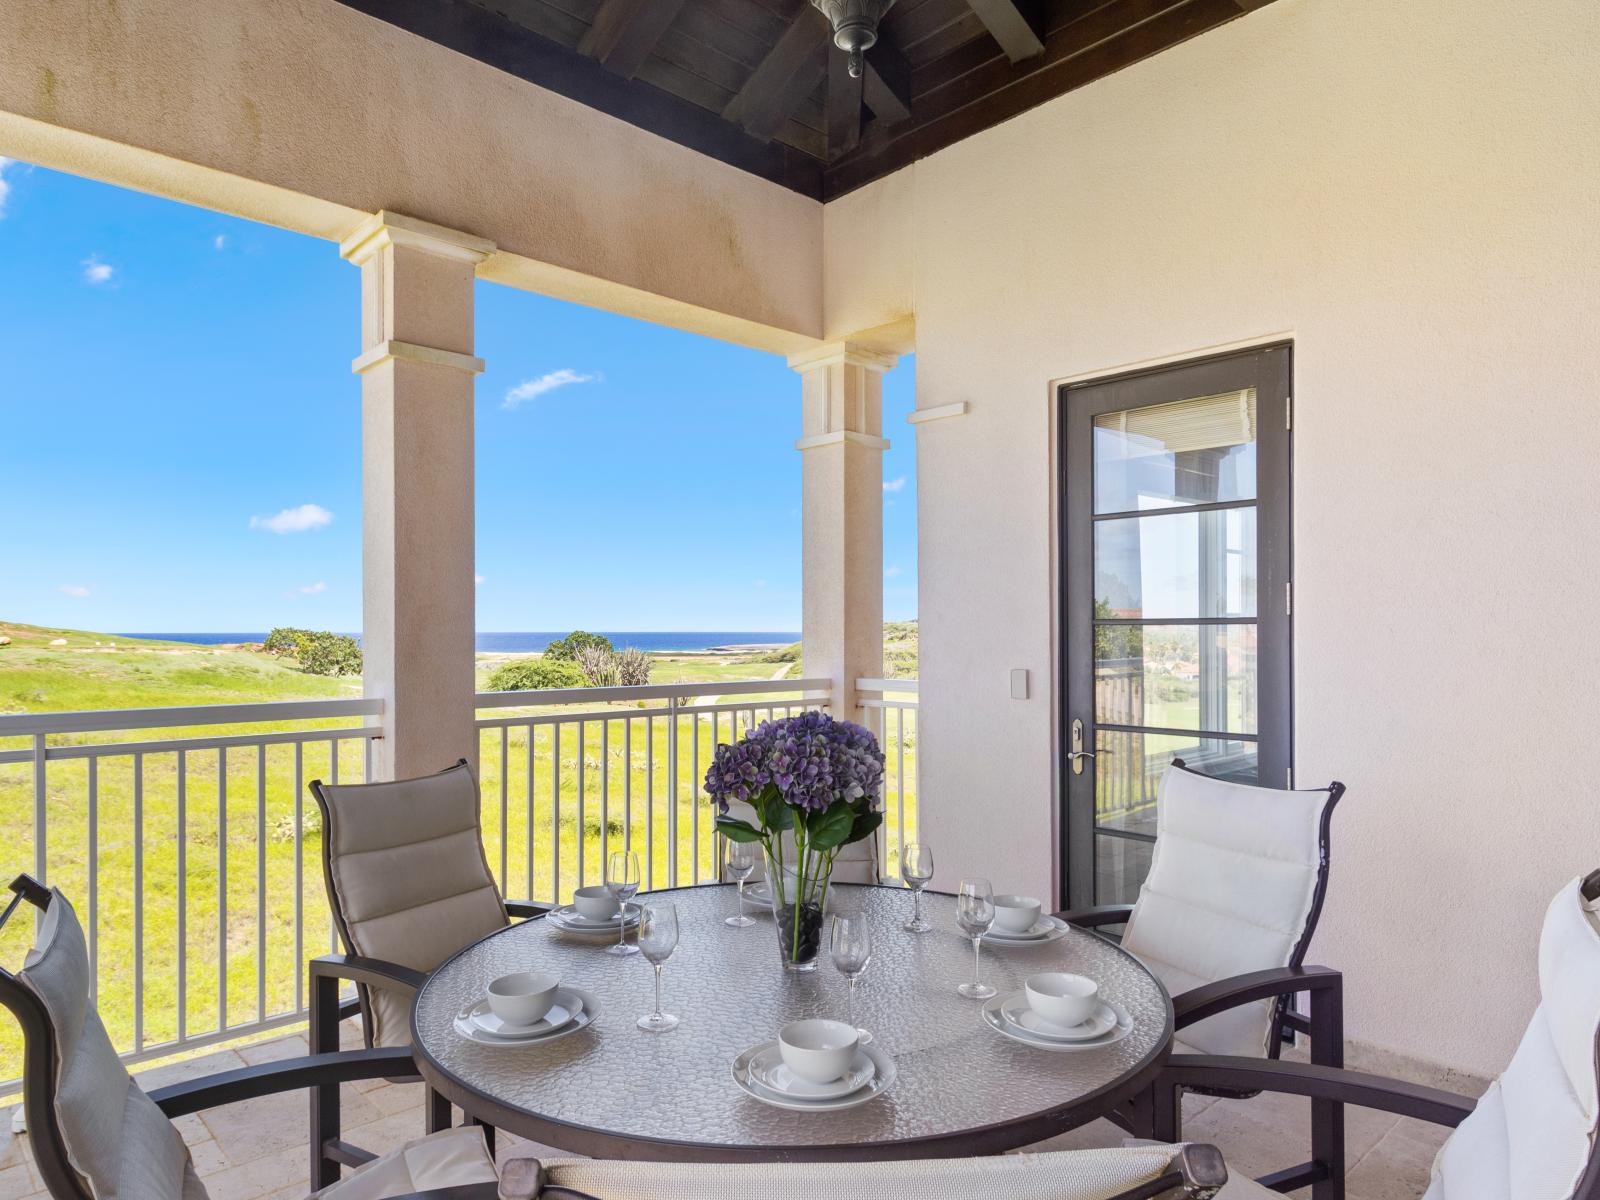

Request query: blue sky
[{"left": 0, "top": 159, "right": 917, "bottom": 633}]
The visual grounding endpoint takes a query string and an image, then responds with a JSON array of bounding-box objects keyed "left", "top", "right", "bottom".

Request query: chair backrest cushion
[
  {"left": 1121, "top": 766, "right": 1336, "bottom": 1057},
  {"left": 19, "top": 891, "right": 205, "bottom": 1200},
  {"left": 318, "top": 761, "right": 508, "bottom": 1045},
  {"left": 1424, "top": 876, "right": 1600, "bottom": 1200},
  {"left": 535, "top": 1145, "right": 1183, "bottom": 1200}
]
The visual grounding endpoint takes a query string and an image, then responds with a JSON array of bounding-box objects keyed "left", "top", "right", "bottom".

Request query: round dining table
[{"left": 410, "top": 883, "right": 1173, "bottom": 1162}]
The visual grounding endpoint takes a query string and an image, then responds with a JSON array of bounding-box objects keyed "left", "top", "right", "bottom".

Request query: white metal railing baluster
[
  {"left": 217, "top": 747, "right": 227, "bottom": 1032},
  {"left": 551, "top": 724, "right": 561, "bottom": 904},
  {"left": 500, "top": 725, "right": 509, "bottom": 889},
  {"left": 646, "top": 714, "right": 654, "bottom": 890},
  {"left": 134, "top": 753, "right": 145, "bottom": 1050},
  {"left": 177, "top": 749, "right": 187, "bottom": 1043},
  {"left": 525, "top": 723, "right": 535, "bottom": 903},
  {"left": 691, "top": 710, "right": 700, "bottom": 885},
  {"left": 601, "top": 718, "right": 610, "bottom": 881},
  {"left": 255, "top": 744, "right": 266, "bottom": 1026},
  {"left": 577, "top": 719, "right": 586, "bottom": 888},
  {"left": 624, "top": 716, "right": 632, "bottom": 859},
  {"left": 667, "top": 698, "right": 679, "bottom": 888},
  {"left": 293, "top": 741, "right": 303, "bottom": 1016},
  {"left": 87, "top": 757, "right": 98, "bottom": 1004},
  {"left": 897, "top": 705, "right": 906, "bottom": 874}
]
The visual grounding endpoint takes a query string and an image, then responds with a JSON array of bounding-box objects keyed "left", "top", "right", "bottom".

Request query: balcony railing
[{"left": 0, "top": 676, "right": 920, "bottom": 1091}]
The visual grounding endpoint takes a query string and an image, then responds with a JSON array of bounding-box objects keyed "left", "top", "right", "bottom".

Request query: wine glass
[
  {"left": 636, "top": 901, "right": 680, "bottom": 1033},
  {"left": 604, "top": 850, "right": 641, "bottom": 957},
  {"left": 829, "top": 911, "right": 873, "bottom": 1043},
  {"left": 901, "top": 842, "right": 934, "bottom": 933},
  {"left": 724, "top": 840, "right": 758, "bottom": 928},
  {"left": 955, "top": 877, "right": 997, "bottom": 999}
]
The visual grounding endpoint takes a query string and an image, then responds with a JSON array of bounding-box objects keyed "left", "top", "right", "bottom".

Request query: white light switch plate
[{"left": 1010, "top": 669, "right": 1029, "bottom": 700}]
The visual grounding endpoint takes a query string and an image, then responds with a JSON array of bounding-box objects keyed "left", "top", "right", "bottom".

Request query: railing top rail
[
  {"left": 0, "top": 697, "right": 384, "bottom": 737},
  {"left": 474, "top": 678, "right": 832, "bottom": 708},
  {"left": 856, "top": 677, "right": 919, "bottom": 694}
]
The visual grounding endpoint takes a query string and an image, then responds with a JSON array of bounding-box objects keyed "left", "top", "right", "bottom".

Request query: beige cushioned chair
[
  {"left": 0, "top": 878, "right": 530, "bottom": 1200},
  {"left": 311, "top": 758, "right": 546, "bottom": 1048}
]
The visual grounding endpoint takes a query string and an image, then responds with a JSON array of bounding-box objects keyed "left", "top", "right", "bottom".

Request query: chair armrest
[
  {"left": 505, "top": 900, "right": 552, "bottom": 921},
  {"left": 1162, "top": 1054, "right": 1477, "bottom": 1128},
  {"left": 1055, "top": 904, "right": 1134, "bottom": 929},
  {"left": 311, "top": 953, "right": 428, "bottom": 993},
  {"left": 386, "top": 1187, "right": 503, "bottom": 1200},
  {"left": 1172, "top": 965, "right": 1341, "bottom": 1030},
  {"left": 149, "top": 1047, "right": 417, "bottom": 1118}
]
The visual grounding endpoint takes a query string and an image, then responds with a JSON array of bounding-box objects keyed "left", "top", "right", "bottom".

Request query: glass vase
[{"left": 765, "top": 854, "right": 831, "bottom": 972}]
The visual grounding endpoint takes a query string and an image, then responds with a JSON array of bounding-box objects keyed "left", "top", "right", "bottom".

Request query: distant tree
[
  {"left": 487, "top": 657, "right": 585, "bottom": 691},
  {"left": 296, "top": 631, "right": 362, "bottom": 677},
  {"left": 576, "top": 643, "right": 620, "bottom": 688},
  {"left": 615, "top": 647, "right": 653, "bottom": 686},
  {"left": 1094, "top": 599, "right": 1143, "bottom": 662},
  {"left": 262, "top": 627, "right": 313, "bottom": 656},
  {"left": 542, "top": 630, "right": 613, "bottom": 661}
]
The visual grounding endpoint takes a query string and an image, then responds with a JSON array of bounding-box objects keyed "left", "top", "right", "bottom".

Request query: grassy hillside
[{"left": 740, "top": 620, "right": 918, "bottom": 680}]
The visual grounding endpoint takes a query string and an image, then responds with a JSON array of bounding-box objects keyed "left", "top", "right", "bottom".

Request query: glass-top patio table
[{"left": 410, "top": 883, "right": 1173, "bottom": 1161}]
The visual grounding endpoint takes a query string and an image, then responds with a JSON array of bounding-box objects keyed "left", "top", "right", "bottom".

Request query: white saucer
[
  {"left": 747, "top": 1045, "right": 876, "bottom": 1100},
  {"left": 453, "top": 987, "right": 600, "bottom": 1046},
  {"left": 732, "top": 1041, "right": 895, "bottom": 1111},
  {"left": 998, "top": 995, "right": 1117, "bottom": 1042},
  {"left": 548, "top": 903, "right": 640, "bottom": 932},
  {"left": 981, "top": 992, "right": 1132, "bottom": 1052},
  {"left": 461, "top": 993, "right": 582, "bottom": 1039},
  {"left": 983, "top": 916, "right": 1070, "bottom": 945}
]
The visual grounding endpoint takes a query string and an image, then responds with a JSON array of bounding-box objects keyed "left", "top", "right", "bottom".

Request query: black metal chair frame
[
  {"left": 0, "top": 875, "right": 533, "bottom": 1200},
  {"left": 1058, "top": 759, "right": 1347, "bottom": 1193},
  {"left": 307, "top": 757, "right": 549, "bottom": 1186},
  {"left": 1154, "top": 869, "right": 1600, "bottom": 1200}
]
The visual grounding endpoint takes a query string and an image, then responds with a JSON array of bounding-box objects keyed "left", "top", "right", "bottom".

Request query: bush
[
  {"left": 297, "top": 631, "right": 362, "bottom": 676},
  {"left": 262, "top": 626, "right": 313, "bottom": 656},
  {"left": 615, "top": 647, "right": 652, "bottom": 686},
  {"left": 542, "top": 630, "right": 613, "bottom": 661},
  {"left": 487, "top": 657, "right": 586, "bottom": 691},
  {"left": 576, "top": 643, "right": 619, "bottom": 687},
  {"left": 744, "top": 640, "right": 801, "bottom": 665}
]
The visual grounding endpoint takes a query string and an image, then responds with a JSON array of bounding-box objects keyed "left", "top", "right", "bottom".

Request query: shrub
[
  {"left": 487, "top": 657, "right": 585, "bottom": 691},
  {"left": 297, "top": 631, "right": 362, "bottom": 676},
  {"left": 576, "top": 643, "right": 620, "bottom": 687},
  {"left": 615, "top": 647, "right": 652, "bottom": 686},
  {"left": 263, "top": 626, "right": 313, "bottom": 656},
  {"left": 744, "top": 640, "right": 801, "bottom": 665},
  {"left": 542, "top": 630, "right": 613, "bottom": 661}
]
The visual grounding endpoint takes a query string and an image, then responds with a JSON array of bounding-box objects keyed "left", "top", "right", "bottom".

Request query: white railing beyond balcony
[{"left": 856, "top": 678, "right": 920, "bottom": 882}]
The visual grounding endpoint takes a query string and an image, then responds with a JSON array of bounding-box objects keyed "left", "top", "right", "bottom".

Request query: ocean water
[{"left": 120, "top": 631, "right": 800, "bottom": 653}]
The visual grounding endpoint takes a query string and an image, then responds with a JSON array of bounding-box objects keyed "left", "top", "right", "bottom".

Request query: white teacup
[
  {"left": 777, "top": 1018, "right": 859, "bottom": 1084},
  {"left": 573, "top": 884, "right": 621, "bottom": 922},
  {"left": 992, "top": 894, "right": 1042, "bottom": 934},
  {"left": 487, "top": 971, "right": 560, "bottom": 1027},
  {"left": 1025, "top": 972, "right": 1099, "bottom": 1028}
]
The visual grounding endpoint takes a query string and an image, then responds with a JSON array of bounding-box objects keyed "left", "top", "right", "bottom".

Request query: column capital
[
  {"left": 340, "top": 210, "right": 495, "bottom": 267},
  {"left": 786, "top": 341, "right": 900, "bottom": 375}
]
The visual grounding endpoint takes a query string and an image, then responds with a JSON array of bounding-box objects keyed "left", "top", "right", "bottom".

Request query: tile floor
[{"left": 1, "top": 1027, "right": 1450, "bottom": 1200}]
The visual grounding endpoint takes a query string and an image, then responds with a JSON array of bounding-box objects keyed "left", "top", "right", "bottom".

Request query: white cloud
[
  {"left": 883, "top": 566, "right": 902, "bottom": 579},
  {"left": 59, "top": 584, "right": 91, "bottom": 598},
  {"left": 83, "top": 256, "right": 114, "bottom": 285},
  {"left": 213, "top": 234, "right": 227, "bottom": 250},
  {"left": 297, "top": 581, "right": 328, "bottom": 595},
  {"left": 250, "top": 503, "right": 334, "bottom": 534},
  {"left": 474, "top": 574, "right": 486, "bottom": 586},
  {"left": 883, "top": 476, "right": 907, "bottom": 493},
  {"left": 0, "top": 158, "right": 14, "bottom": 218},
  {"left": 504, "top": 369, "right": 597, "bottom": 409}
]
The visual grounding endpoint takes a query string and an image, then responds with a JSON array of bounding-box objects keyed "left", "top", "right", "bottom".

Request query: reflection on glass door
[{"left": 1061, "top": 346, "right": 1291, "bottom": 909}]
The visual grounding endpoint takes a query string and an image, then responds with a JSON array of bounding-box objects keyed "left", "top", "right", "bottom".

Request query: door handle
[{"left": 1069, "top": 718, "right": 1096, "bottom": 775}]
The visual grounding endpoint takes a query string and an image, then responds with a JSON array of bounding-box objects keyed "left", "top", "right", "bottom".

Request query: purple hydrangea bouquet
[{"left": 705, "top": 711, "right": 885, "bottom": 970}]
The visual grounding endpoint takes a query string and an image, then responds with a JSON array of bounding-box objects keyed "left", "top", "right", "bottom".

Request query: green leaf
[
  {"left": 845, "top": 810, "right": 883, "bottom": 845},
  {"left": 806, "top": 801, "right": 857, "bottom": 851},
  {"left": 714, "top": 817, "right": 764, "bottom": 844},
  {"left": 764, "top": 800, "right": 795, "bottom": 834}
]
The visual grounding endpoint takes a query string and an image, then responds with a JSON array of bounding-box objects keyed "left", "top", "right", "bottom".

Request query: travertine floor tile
[
  {"left": 238, "top": 1034, "right": 309, "bottom": 1066},
  {"left": 200, "top": 1083, "right": 380, "bottom": 1168},
  {"left": 0, "top": 1163, "right": 34, "bottom": 1200}
]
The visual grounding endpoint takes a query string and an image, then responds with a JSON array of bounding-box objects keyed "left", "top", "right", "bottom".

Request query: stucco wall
[
  {"left": 0, "top": 0, "right": 821, "bottom": 351},
  {"left": 825, "top": 0, "right": 1600, "bottom": 1076}
]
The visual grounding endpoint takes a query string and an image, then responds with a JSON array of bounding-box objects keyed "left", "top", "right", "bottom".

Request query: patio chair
[
  {"left": 478, "top": 1145, "right": 1229, "bottom": 1199},
  {"left": 308, "top": 758, "right": 549, "bottom": 1052},
  {"left": 0, "top": 876, "right": 540, "bottom": 1200},
  {"left": 1155, "top": 868, "right": 1600, "bottom": 1199}
]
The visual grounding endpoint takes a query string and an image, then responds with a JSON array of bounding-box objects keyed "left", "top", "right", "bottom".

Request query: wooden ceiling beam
[
  {"left": 826, "top": 45, "right": 864, "bottom": 155},
  {"left": 723, "top": 8, "right": 832, "bottom": 141},
  {"left": 862, "top": 30, "right": 913, "bottom": 125},
  {"left": 578, "top": 0, "right": 688, "bottom": 80},
  {"left": 967, "top": 0, "right": 1046, "bottom": 62}
]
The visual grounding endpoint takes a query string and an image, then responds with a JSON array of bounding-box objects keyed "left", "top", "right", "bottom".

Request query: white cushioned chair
[
  {"left": 496, "top": 1145, "right": 1229, "bottom": 1200},
  {"left": 0, "top": 877, "right": 535, "bottom": 1200},
  {"left": 309, "top": 758, "right": 548, "bottom": 1052},
  {"left": 1160, "top": 868, "right": 1600, "bottom": 1200}
]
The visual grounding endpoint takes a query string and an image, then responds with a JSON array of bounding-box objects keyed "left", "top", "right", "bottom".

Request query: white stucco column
[
  {"left": 789, "top": 342, "right": 899, "bottom": 723},
  {"left": 341, "top": 212, "right": 493, "bottom": 780}
]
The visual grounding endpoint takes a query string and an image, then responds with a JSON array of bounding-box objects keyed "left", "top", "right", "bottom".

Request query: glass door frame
[{"left": 1057, "top": 343, "right": 1294, "bottom": 911}]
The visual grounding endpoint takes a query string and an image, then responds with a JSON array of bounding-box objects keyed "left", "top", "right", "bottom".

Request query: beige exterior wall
[
  {"left": 824, "top": 0, "right": 1600, "bottom": 1077},
  {"left": 0, "top": 0, "right": 822, "bottom": 352}
]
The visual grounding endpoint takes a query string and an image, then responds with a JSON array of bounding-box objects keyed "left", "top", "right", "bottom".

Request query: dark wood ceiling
[{"left": 332, "top": 0, "right": 1280, "bottom": 200}]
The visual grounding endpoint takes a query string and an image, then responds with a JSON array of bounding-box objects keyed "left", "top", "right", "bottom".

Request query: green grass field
[{"left": 0, "top": 621, "right": 918, "bottom": 1088}]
